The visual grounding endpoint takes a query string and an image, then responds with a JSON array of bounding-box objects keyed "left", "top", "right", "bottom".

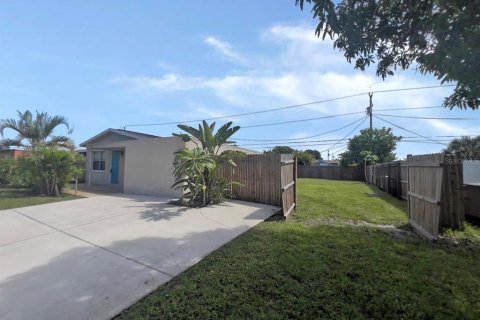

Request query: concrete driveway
[{"left": 0, "top": 194, "right": 278, "bottom": 320}]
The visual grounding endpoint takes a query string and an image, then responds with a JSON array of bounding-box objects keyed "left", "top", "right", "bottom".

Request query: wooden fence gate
[
  {"left": 218, "top": 153, "right": 297, "bottom": 218},
  {"left": 368, "top": 154, "right": 464, "bottom": 239},
  {"left": 407, "top": 154, "right": 464, "bottom": 239}
]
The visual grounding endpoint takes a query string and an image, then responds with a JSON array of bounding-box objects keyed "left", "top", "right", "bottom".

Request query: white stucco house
[{"left": 80, "top": 128, "right": 257, "bottom": 198}]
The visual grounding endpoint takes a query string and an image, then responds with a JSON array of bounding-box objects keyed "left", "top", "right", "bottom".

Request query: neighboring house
[
  {"left": 0, "top": 148, "right": 28, "bottom": 159},
  {"left": 80, "top": 128, "right": 258, "bottom": 198},
  {"left": 313, "top": 159, "right": 340, "bottom": 167}
]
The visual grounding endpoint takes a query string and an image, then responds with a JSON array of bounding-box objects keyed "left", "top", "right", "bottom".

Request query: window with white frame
[{"left": 92, "top": 151, "right": 106, "bottom": 171}]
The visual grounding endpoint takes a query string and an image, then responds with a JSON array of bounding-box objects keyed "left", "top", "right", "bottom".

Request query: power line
[
  {"left": 374, "top": 113, "right": 475, "bottom": 120},
  {"left": 238, "top": 137, "right": 455, "bottom": 147},
  {"left": 319, "top": 117, "right": 369, "bottom": 153},
  {"left": 234, "top": 106, "right": 458, "bottom": 142},
  {"left": 240, "top": 139, "right": 453, "bottom": 150},
  {"left": 235, "top": 117, "right": 367, "bottom": 141},
  {"left": 373, "top": 115, "right": 449, "bottom": 146},
  {"left": 124, "top": 84, "right": 455, "bottom": 128},
  {"left": 241, "top": 111, "right": 365, "bottom": 128},
  {"left": 375, "top": 106, "right": 443, "bottom": 111}
]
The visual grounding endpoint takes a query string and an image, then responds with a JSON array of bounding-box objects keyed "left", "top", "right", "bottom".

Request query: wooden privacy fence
[
  {"left": 217, "top": 153, "right": 297, "bottom": 218},
  {"left": 298, "top": 165, "right": 364, "bottom": 181},
  {"left": 365, "top": 160, "right": 407, "bottom": 199},
  {"left": 367, "top": 154, "right": 464, "bottom": 239}
]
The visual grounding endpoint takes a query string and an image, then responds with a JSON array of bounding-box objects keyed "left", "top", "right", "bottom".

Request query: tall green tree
[
  {"left": 173, "top": 121, "right": 241, "bottom": 206},
  {"left": 271, "top": 146, "right": 296, "bottom": 154},
  {"left": 296, "top": 0, "right": 480, "bottom": 109},
  {"left": 444, "top": 136, "right": 480, "bottom": 159},
  {"left": 0, "top": 110, "right": 74, "bottom": 150},
  {"left": 305, "top": 149, "right": 322, "bottom": 160},
  {"left": 296, "top": 151, "right": 315, "bottom": 165},
  {"left": 340, "top": 128, "right": 401, "bottom": 166}
]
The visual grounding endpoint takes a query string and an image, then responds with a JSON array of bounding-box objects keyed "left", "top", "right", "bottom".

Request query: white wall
[
  {"left": 122, "top": 137, "right": 185, "bottom": 198},
  {"left": 464, "top": 160, "right": 480, "bottom": 184}
]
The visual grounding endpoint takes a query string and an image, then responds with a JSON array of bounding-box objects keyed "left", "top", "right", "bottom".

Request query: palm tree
[
  {"left": 173, "top": 120, "right": 240, "bottom": 155},
  {"left": 445, "top": 136, "right": 480, "bottom": 159},
  {"left": 172, "top": 120, "right": 242, "bottom": 206},
  {"left": 0, "top": 110, "right": 74, "bottom": 150}
]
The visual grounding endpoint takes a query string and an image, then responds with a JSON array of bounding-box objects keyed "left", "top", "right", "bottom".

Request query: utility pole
[
  {"left": 327, "top": 150, "right": 330, "bottom": 160},
  {"left": 366, "top": 92, "right": 373, "bottom": 129}
]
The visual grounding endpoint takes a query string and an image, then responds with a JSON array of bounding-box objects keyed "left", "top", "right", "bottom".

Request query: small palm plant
[
  {"left": 172, "top": 148, "right": 215, "bottom": 206},
  {"left": 172, "top": 121, "right": 242, "bottom": 206}
]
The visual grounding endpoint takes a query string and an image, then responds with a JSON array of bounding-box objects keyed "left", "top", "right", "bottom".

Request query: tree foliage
[
  {"left": 0, "top": 148, "right": 84, "bottom": 195},
  {"left": 271, "top": 146, "right": 296, "bottom": 154},
  {"left": 305, "top": 149, "right": 322, "bottom": 160},
  {"left": 296, "top": 0, "right": 480, "bottom": 109},
  {"left": 340, "top": 128, "right": 401, "bottom": 166},
  {"left": 296, "top": 151, "right": 316, "bottom": 166},
  {"left": 444, "top": 136, "right": 480, "bottom": 159},
  {"left": 172, "top": 121, "right": 242, "bottom": 207},
  {"left": 174, "top": 120, "right": 240, "bottom": 155},
  {"left": 271, "top": 146, "right": 321, "bottom": 165},
  {"left": 0, "top": 110, "right": 74, "bottom": 149}
]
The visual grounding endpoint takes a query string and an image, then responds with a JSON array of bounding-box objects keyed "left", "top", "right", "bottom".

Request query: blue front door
[{"left": 110, "top": 151, "right": 120, "bottom": 184}]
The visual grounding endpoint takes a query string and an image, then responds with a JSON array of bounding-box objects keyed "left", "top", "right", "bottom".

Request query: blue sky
[{"left": 0, "top": 0, "right": 478, "bottom": 159}]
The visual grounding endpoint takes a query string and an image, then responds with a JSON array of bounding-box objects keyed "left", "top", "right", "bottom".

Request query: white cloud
[
  {"left": 110, "top": 23, "right": 464, "bottom": 158},
  {"left": 110, "top": 74, "right": 205, "bottom": 91},
  {"left": 428, "top": 119, "right": 480, "bottom": 136},
  {"left": 204, "top": 36, "right": 243, "bottom": 63},
  {"left": 112, "top": 24, "right": 450, "bottom": 116}
]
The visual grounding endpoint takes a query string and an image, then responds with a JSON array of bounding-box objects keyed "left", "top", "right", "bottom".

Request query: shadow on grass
[{"left": 364, "top": 183, "right": 407, "bottom": 213}]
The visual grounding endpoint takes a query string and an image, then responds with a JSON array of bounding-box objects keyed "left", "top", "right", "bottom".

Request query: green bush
[
  {"left": 30, "top": 148, "right": 84, "bottom": 196},
  {"left": 0, "top": 148, "right": 84, "bottom": 196},
  {"left": 11, "top": 156, "right": 35, "bottom": 188},
  {"left": 0, "top": 158, "right": 15, "bottom": 185}
]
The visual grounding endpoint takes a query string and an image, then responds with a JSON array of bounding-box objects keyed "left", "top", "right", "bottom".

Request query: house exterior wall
[
  {"left": 0, "top": 149, "right": 28, "bottom": 159},
  {"left": 85, "top": 148, "right": 125, "bottom": 190},
  {"left": 122, "top": 137, "right": 185, "bottom": 198},
  {"left": 82, "top": 130, "right": 255, "bottom": 199}
]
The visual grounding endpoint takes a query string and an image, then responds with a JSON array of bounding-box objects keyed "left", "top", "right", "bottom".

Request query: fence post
[
  {"left": 396, "top": 161, "right": 402, "bottom": 199},
  {"left": 294, "top": 156, "right": 298, "bottom": 207}
]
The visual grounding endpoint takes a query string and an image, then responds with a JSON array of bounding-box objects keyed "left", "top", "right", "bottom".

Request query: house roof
[{"left": 80, "top": 128, "right": 159, "bottom": 147}]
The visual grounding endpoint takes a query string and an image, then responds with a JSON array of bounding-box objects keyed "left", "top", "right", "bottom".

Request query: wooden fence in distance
[
  {"left": 298, "top": 165, "right": 364, "bottom": 181},
  {"left": 367, "top": 154, "right": 464, "bottom": 239},
  {"left": 366, "top": 161, "right": 406, "bottom": 199},
  {"left": 218, "top": 153, "right": 297, "bottom": 218}
]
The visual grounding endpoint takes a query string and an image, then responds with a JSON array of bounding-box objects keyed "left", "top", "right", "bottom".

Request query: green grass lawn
[
  {"left": 0, "top": 188, "right": 78, "bottom": 210},
  {"left": 116, "top": 179, "right": 480, "bottom": 320}
]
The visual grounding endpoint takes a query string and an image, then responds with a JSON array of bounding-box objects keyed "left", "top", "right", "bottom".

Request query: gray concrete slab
[{"left": 0, "top": 195, "right": 278, "bottom": 320}]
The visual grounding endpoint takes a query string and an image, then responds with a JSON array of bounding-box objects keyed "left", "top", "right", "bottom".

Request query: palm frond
[
  {"left": 0, "top": 137, "right": 26, "bottom": 148},
  {"left": 45, "top": 136, "right": 75, "bottom": 150}
]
